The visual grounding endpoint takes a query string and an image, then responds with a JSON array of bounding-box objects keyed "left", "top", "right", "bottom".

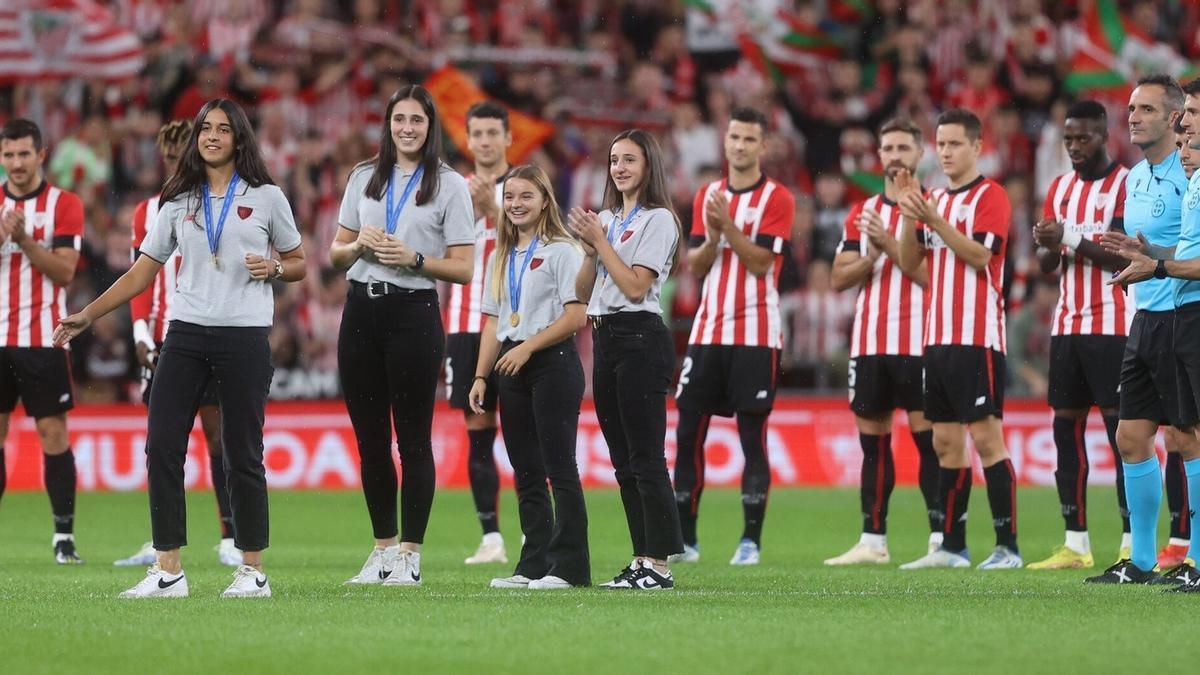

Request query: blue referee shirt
[
  {"left": 1125, "top": 149, "right": 1185, "bottom": 311},
  {"left": 1175, "top": 169, "right": 1200, "bottom": 307}
]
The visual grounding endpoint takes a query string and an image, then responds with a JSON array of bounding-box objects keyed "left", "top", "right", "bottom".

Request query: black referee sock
[
  {"left": 0, "top": 446, "right": 7, "bottom": 504},
  {"left": 1102, "top": 414, "right": 1130, "bottom": 532},
  {"left": 466, "top": 427, "right": 500, "bottom": 535},
  {"left": 43, "top": 450, "right": 77, "bottom": 535},
  {"left": 938, "top": 467, "right": 972, "bottom": 553},
  {"left": 1052, "top": 416, "right": 1089, "bottom": 532},
  {"left": 1167, "top": 453, "right": 1189, "bottom": 541},
  {"left": 911, "top": 430, "right": 940, "bottom": 532},
  {"left": 984, "top": 460, "right": 1018, "bottom": 552},
  {"left": 209, "top": 453, "right": 235, "bottom": 540},
  {"left": 738, "top": 412, "right": 771, "bottom": 546},
  {"left": 859, "top": 433, "right": 894, "bottom": 535}
]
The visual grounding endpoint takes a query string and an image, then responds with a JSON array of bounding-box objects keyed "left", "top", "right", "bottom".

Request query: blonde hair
[{"left": 490, "top": 164, "right": 575, "bottom": 300}]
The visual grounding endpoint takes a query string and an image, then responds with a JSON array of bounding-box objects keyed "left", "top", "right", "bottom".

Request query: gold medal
[{"left": 510, "top": 312, "right": 520, "bottom": 327}]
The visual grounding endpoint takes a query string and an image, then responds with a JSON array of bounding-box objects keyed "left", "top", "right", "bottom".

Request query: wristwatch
[
  {"left": 1155, "top": 259, "right": 1168, "bottom": 279},
  {"left": 272, "top": 259, "right": 284, "bottom": 280},
  {"left": 411, "top": 251, "right": 425, "bottom": 271}
]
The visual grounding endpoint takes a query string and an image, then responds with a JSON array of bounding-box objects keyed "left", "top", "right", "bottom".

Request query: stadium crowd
[{"left": 4, "top": 0, "right": 1200, "bottom": 400}]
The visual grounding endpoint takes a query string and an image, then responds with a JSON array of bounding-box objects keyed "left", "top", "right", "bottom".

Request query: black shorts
[
  {"left": 1119, "top": 309, "right": 1197, "bottom": 427},
  {"left": 1173, "top": 303, "right": 1200, "bottom": 423},
  {"left": 922, "top": 345, "right": 1005, "bottom": 424},
  {"left": 848, "top": 355, "right": 924, "bottom": 416},
  {"left": 0, "top": 347, "right": 75, "bottom": 418},
  {"left": 142, "top": 367, "right": 218, "bottom": 407},
  {"left": 1048, "top": 334, "right": 1126, "bottom": 410},
  {"left": 445, "top": 332, "right": 497, "bottom": 412},
  {"left": 674, "top": 344, "right": 779, "bottom": 416}
]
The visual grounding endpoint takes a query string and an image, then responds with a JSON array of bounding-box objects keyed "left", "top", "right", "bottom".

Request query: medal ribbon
[
  {"left": 508, "top": 237, "right": 540, "bottom": 319},
  {"left": 386, "top": 165, "right": 424, "bottom": 235},
  {"left": 201, "top": 172, "right": 241, "bottom": 261},
  {"left": 601, "top": 204, "right": 641, "bottom": 278}
]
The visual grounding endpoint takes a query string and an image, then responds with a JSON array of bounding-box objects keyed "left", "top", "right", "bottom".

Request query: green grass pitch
[{"left": 0, "top": 486, "right": 1194, "bottom": 673}]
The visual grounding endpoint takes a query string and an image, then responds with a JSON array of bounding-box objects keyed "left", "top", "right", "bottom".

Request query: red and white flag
[{"left": 0, "top": 0, "right": 144, "bottom": 82}]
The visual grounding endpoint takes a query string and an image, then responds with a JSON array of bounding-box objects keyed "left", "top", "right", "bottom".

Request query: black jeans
[
  {"left": 592, "top": 312, "right": 684, "bottom": 559},
  {"left": 338, "top": 287, "right": 443, "bottom": 543},
  {"left": 498, "top": 338, "right": 590, "bottom": 585},
  {"left": 147, "top": 321, "right": 273, "bottom": 552}
]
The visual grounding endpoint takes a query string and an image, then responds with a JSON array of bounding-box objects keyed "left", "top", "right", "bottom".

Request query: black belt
[
  {"left": 589, "top": 311, "right": 660, "bottom": 329},
  {"left": 349, "top": 280, "right": 422, "bottom": 299}
]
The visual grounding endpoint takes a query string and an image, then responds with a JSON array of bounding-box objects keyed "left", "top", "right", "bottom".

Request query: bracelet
[{"left": 1061, "top": 230, "right": 1083, "bottom": 250}]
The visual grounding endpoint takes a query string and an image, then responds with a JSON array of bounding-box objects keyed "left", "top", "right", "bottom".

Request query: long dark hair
[
  {"left": 601, "top": 128, "right": 682, "bottom": 264},
  {"left": 358, "top": 85, "right": 444, "bottom": 206},
  {"left": 160, "top": 99, "right": 274, "bottom": 206}
]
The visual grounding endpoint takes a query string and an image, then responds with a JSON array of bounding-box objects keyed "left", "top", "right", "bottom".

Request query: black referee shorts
[
  {"left": 445, "top": 332, "right": 497, "bottom": 412},
  {"left": 922, "top": 345, "right": 1005, "bottom": 424},
  {"left": 1119, "top": 309, "right": 1197, "bottom": 427},
  {"left": 0, "top": 347, "right": 74, "bottom": 418},
  {"left": 1047, "top": 334, "right": 1125, "bottom": 410},
  {"left": 1173, "top": 302, "right": 1200, "bottom": 425},
  {"left": 848, "top": 354, "right": 924, "bottom": 417}
]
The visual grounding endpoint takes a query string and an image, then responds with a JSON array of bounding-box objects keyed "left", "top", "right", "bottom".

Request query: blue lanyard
[
  {"left": 508, "top": 237, "right": 540, "bottom": 316},
  {"left": 201, "top": 172, "right": 240, "bottom": 260},
  {"left": 602, "top": 204, "right": 641, "bottom": 278},
  {"left": 385, "top": 165, "right": 424, "bottom": 235}
]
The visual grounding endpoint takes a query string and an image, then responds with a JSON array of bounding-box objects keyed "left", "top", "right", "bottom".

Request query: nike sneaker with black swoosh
[
  {"left": 346, "top": 545, "right": 401, "bottom": 585},
  {"left": 603, "top": 560, "right": 674, "bottom": 590},
  {"left": 382, "top": 551, "right": 422, "bottom": 586},
  {"left": 221, "top": 564, "right": 271, "bottom": 598},
  {"left": 118, "top": 565, "right": 189, "bottom": 599}
]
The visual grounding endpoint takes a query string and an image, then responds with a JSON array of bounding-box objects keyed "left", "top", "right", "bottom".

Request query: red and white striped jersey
[
  {"left": 687, "top": 176, "right": 796, "bottom": 349},
  {"left": 838, "top": 195, "right": 925, "bottom": 357},
  {"left": 0, "top": 181, "right": 84, "bottom": 348},
  {"left": 130, "top": 195, "right": 182, "bottom": 344},
  {"left": 1043, "top": 163, "right": 1133, "bottom": 336},
  {"left": 445, "top": 174, "right": 502, "bottom": 335},
  {"left": 918, "top": 176, "right": 1011, "bottom": 352}
]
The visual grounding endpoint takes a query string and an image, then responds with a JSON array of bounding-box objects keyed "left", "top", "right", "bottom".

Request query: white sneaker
[
  {"left": 114, "top": 542, "right": 157, "bottom": 567},
  {"left": 216, "top": 538, "right": 243, "bottom": 567},
  {"left": 118, "top": 565, "right": 188, "bottom": 599},
  {"left": 382, "top": 551, "right": 422, "bottom": 586},
  {"left": 730, "top": 539, "right": 760, "bottom": 566},
  {"left": 669, "top": 544, "right": 700, "bottom": 564},
  {"left": 490, "top": 574, "right": 533, "bottom": 589},
  {"left": 465, "top": 533, "right": 508, "bottom": 564},
  {"left": 529, "top": 575, "right": 573, "bottom": 590},
  {"left": 976, "top": 545, "right": 1023, "bottom": 570},
  {"left": 824, "top": 543, "right": 890, "bottom": 566},
  {"left": 221, "top": 565, "right": 271, "bottom": 598},
  {"left": 899, "top": 547, "right": 971, "bottom": 570},
  {"left": 345, "top": 545, "right": 400, "bottom": 585}
]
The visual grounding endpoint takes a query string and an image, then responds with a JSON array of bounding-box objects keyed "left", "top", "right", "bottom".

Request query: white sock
[
  {"left": 1169, "top": 537, "right": 1190, "bottom": 548},
  {"left": 1064, "top": 530, "right": 1090, "bottom": 555},
  {"left": 929, "top": 532, "right": 944, "bottom": 546},
  {"left": 859, "top": 533, "right": 887, "bottom": 550},
  {"left": 482, "top": 532, "right": 504, "bottom": 547},
  {"left": 52, "top": 533, "right": 74, "bottom": 544},
  {"left": 1120, "top": 532, "right": 1133, "bottom": 550}
]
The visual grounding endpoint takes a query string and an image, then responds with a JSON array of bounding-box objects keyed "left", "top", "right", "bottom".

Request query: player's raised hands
[
  {"left": 1032, "top": 218, "right": 1064, "bottom": 248},
  {"left": 899, "top": 190, "right": 938, "bottom": 224},
  {"left": 0, "top": 206, "right": 27, "bottom": 242},
  {"left": 704, "top": 190, "right": 733, "bottom": 235},
  {"left": 468, "top": 174, "right": 498, "bottom": 220}
]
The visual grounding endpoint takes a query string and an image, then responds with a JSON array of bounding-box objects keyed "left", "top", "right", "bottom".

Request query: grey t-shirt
[
  {"left": 482, "top": 238, "right": 584, "bottom": 342},
  {"left": 338, "top": 162, "right": 475, "bottom": 289},
  {"left": 586, "top": 206, "right": 678, "bottom": 316},
  {"left": 140, "top": 182, "right": 302, "bottom": 327}
]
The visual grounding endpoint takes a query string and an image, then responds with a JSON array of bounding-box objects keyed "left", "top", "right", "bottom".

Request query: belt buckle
[
  {"left": 591, "top": 316, "right": 602, "bottom": 329},
  {"left": 366, "top": 281, "right": 385, "bottom": 299}
]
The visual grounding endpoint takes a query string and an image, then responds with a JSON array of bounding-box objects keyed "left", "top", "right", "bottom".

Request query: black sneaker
[
  {"left": 54, "top": 537, "right": 84, "bottom": 565},
  {"left": 1084, "top": 559, "right": 1161, "bottom": 584},
  {"left": 1172, "top": 577, "right": 1200, "bottom": 593},
  {"left": 599, "top": 560, "right": 639, "bottom": 589},
  {"left": 1162, "top": 562, "right": 1200, "bottom": 592}
]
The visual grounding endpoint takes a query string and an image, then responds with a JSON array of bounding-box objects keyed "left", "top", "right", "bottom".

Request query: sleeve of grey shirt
[
  {"left": 440, "top": 171, "right": 476, "bottom": 247},
  {"left": 555, "top": 242, "right": 584, "bottom": 305},
  {"left": 338, "top": 167, "right": 369, "bottom": 232},
  {"left": 140, "top": 198, "right": 179, "bottom": 263},
  {"left": 267, "top": 185, "right": 303, "bottom": 253},
  {"left": 480, "top": 248, "right": 500, "bottom": 316},
  {"left": 630, "top": 209, "right": 678, "bottom": 277}
]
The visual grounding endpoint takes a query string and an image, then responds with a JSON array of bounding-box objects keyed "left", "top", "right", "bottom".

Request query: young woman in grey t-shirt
[
  {"left": 55, "top": 99, "right": 306, "bottom": 599},
  {"left": 568, "top": 129, "right": 686, "bottom": 590},
  {"left": 468, "top": 165, "right": 590, "bottom": 589},
  {"left": 330, "top": 85, "right": 475, "bottom": 587}
]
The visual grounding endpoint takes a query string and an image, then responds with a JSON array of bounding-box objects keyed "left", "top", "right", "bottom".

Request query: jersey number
[{"left": 675, "top": 356, "right": 694, "bottom": 399}]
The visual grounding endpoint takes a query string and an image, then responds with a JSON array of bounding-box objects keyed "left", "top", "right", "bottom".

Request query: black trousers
[
  {"left": 592, "top": 312, "right": 684, "bottom": 559},
  {"left": 498, "top": 338, "right": 590, "bottom": 585},
  {"left": 147, "top": 321, "right": 273, "bottom": 552},
  {"left": 338, "top": 287, "right": 443, "bottom": 543}
]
